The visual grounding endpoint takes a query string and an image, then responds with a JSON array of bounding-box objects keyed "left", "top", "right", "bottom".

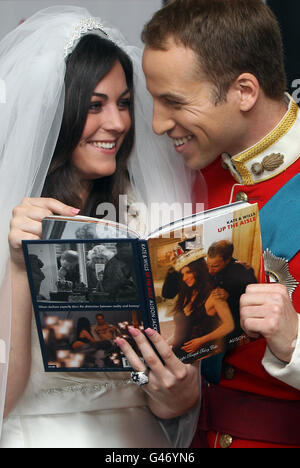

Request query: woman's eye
[
  {"left": 118, "top": 98, "right": 131, "bottom": 110},
  {"left": 89, "top": 102, "right": 102, "bottom": 113}
]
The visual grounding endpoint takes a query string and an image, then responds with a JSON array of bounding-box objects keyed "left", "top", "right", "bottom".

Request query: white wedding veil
[{"left": 0, "top": 5, "right": 201, "bottom": 445}]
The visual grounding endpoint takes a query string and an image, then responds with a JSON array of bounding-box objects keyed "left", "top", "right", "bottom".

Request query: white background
[{"left": 0, "top": 0, "right": 163, "bottom": 47}]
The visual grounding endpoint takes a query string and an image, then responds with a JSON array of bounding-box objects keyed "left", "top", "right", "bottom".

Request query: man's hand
[
  {"left": 210, "top": 287, "right": 229, "bottom": 301},
  {"left": 240, "top": 283, "right": 299, "bottom": 362},
  {"left": 182, "top": 337, "right": 205, "bottom": 354},
  {"left": 115, "top": 327, "right": 200, "bottom": 419}
]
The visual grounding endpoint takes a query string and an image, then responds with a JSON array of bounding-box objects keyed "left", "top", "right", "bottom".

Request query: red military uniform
[{"left": 191, "top": 96, "right": 300, "bottom": 448}]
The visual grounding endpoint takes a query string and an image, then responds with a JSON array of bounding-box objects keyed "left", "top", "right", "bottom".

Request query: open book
[{"left": 22, "top": 201, "right": 264, "bottom": 372}]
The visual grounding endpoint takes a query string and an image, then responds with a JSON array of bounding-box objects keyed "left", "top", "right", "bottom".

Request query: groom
[{"left": 141, "top": 0, "right": 300, "bottom": 448}]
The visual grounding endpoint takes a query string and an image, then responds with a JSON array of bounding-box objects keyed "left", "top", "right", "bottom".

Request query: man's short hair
[
  {"left": 207, "top": 240, "right": 234, "bottom": 262},
  {"left": 142, "top": 0, "right": 286, "bottom": 103}
]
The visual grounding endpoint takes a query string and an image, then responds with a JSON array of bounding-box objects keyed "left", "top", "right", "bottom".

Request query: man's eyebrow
[{"left": 159, "top": 93, "right": 186, "bottom": 102}]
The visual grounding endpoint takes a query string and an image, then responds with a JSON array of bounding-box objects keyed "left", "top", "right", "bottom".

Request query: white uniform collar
[{"left": 222, "top": 94, "right": 299, "bottom": 185}]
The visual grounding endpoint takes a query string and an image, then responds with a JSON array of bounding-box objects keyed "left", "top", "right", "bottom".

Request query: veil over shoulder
[{"left": 0, "top": 6, "right": 202, "bottom": 446}]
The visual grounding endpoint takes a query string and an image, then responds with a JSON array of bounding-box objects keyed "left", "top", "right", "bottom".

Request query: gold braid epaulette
[{"left": 232, "top": 100, "right": 298, "bottom": 185}]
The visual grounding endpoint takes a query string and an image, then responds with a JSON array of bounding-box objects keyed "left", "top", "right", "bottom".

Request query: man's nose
[{"left": 152, "top": 102, "right": 175, "bottom": 135}]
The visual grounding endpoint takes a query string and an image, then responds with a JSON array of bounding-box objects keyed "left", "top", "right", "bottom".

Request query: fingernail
[
  {"left": 145, "top": 328, "right": 155, "bottom": 337},
  {"left": 128, "top": 326, "right": 139, "bottom": 337},
  {"left": 71, "top": 208, "right": 80, "bottom": 215},
  {"left": 114, "top": 337, "right": 124, "bottom": 346}
]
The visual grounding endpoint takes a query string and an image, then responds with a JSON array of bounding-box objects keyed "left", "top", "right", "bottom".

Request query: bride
[{"left": 0, "top": 6, "right": 200, "bottom": 448}]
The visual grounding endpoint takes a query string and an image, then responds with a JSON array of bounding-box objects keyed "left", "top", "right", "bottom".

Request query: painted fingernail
[
  {"left": 128, "top": 327, "right": 139, "bottom": 337},
  {"left": 145, "top": 328, "right": 155, "bottom": 337},
  {"left": 71, "top": 208, "right": 80, "bottom": 215}
]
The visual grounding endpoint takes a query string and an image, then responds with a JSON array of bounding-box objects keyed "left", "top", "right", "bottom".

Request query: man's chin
[
  {"left": 181, "top": 153, "right": 207, "bottom": 170},
  {"left": 182, "top": 151, "right": 219, "bottom": 170}
]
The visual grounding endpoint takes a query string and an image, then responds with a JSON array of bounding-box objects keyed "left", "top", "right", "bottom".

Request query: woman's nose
[{"left": 102, "top": 104, "right": 130, "bottom": 134}]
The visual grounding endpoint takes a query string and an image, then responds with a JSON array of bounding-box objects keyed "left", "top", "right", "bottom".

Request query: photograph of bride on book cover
[{"left": 147, "top": 204, "right": 263, "bottom": 363}]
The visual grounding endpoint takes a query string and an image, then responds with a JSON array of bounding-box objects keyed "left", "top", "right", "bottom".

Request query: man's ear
[{"left": 232, "top": 73, "right": 260, "bottom": 112}]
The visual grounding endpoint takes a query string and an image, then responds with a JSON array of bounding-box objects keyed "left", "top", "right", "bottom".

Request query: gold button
[
  {"left": 235, "top": 191, "right": 248, "bottom": 202},
  {"left": 223, "top": 364, "right": 235, "bottom": 380},
  {"left": 219, "top": 433, "right": 233, "bottom": 448}
]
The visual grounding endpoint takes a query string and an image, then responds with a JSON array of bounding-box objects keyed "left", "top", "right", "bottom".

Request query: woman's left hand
[{"left": 115, "top": 327, "right": 200, "bottom": 419}]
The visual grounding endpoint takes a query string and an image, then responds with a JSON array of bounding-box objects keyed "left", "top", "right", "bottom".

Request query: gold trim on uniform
[
  {"left": 263, "top": 249, "right": 299, "bottom": 297},
  {"left": 225, "top": 99, "right": 298, "bottom": 185}
]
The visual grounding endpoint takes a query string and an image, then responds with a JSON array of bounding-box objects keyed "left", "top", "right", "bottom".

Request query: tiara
[
  {"left": 64, "top": 17, "right": 109, "bottom": 58},
  {"left": 173, "top": 236, "right": 206, "bottom": 271}
]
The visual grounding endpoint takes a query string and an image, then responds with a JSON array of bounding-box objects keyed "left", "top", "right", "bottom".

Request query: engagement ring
[{"left": 130, "top": 370, "right": 149, "bottom": 386}]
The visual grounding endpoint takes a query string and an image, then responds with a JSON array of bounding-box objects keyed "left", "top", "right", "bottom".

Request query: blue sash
[
  {"left": 202, "top": 174, "right": 300, "bottom": 384},
  {"left": 260, "top": 173, "right": 300, "bottom": 261}
]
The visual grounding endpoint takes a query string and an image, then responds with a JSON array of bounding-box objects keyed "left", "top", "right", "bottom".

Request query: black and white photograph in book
[
  {"left": 42, "top": 215, "right": 139, "bottom": 241},
  {"left": 25, "top": 240, "right": 140, "bottom": 304},
  {"left": 39, "top": 309, "right": 142, "bottom": 370}
]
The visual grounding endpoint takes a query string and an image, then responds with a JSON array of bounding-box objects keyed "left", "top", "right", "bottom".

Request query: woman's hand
[
  {"left": 115, "top": 327, "right": 200, "bottom": 419},
  {"left": 9, "top": 197, "right": 80, "bottom": 267},
  {"left": 5, "top": 197, "right": 79, "bottom": 417}
]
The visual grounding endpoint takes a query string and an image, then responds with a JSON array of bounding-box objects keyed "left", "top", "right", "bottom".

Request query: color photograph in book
[
  {"left": 38, "top": 309, "right": 141, "bottom": 371},
  {"left": 147, "top": 203, "right": 264, "bottom": 363}
]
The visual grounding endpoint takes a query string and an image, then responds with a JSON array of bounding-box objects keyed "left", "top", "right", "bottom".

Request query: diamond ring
[{"left": 130, "top": 370, "right": 149, "bottom": 386}]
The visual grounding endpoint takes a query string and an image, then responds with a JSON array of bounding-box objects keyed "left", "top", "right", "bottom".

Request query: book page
[
  {"left": 42, "top": 215, "right": 140, "bottom": 240},
  {"left": 22, "top": 238, "right": 146, "bottom": 372}
]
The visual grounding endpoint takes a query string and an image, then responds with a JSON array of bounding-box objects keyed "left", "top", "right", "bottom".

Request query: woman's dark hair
[
  {"left": 76, "top": 317, "right": 92, "bottom": 337},
  {"left": 42, "top": 34, "right": 135, "bottom": 218},
  {"left": 175, "top": 258, "right": 213, "bottom": 315}
]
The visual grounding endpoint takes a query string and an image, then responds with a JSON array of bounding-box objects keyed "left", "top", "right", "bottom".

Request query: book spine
[{"left": 138, "top": 240, "right": 160, "bottom": 333}]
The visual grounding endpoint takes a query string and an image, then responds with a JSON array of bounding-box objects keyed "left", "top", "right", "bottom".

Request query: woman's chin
[{"left": 88, "top": 161, "right": 117, "bottom": 179}]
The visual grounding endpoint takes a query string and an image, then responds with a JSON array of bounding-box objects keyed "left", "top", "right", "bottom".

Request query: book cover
[
  {"left": 147, "top": 202, "right": 263, "bottom": 363},
  {"left": 22, "top": 201, "right": 264, "bottom": 371}
]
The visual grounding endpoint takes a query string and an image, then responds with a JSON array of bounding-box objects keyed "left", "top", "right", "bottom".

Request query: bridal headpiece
[{"left": 64, "top": 17, "right": 109, "bottom": 57}]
